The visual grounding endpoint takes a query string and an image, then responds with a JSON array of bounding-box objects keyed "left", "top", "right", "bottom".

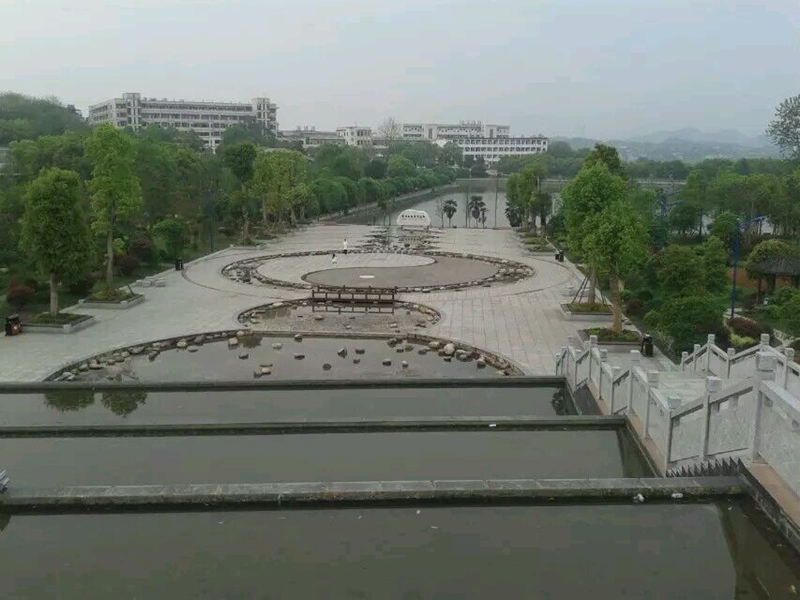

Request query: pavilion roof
[{"left": 751, "top": 255, "right": 800, "bottom": 276}]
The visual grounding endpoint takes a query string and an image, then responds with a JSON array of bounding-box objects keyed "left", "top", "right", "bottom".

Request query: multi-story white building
[
  {"left": 336, "top": 126, "right": 372, "bottom": 148},
  {"left": 400, "top": 121, "right": 510, "bottom": 141},
  {"left": 446, "top": 135, "right": 549, "bottom": 165},
  {"left": 88, "top": 92, "right": 278, "bottom": 151},
  {"left": 280, "top": 126, "right": 344, "bottom": 150}
]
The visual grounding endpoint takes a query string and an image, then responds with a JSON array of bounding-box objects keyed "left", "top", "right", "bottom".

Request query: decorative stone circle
[
  {"left": 45, "top": 330, "right": 523, "bottom": 381},
  {"left": 221, "top": 250, "right": 535, "bottom": 293}
]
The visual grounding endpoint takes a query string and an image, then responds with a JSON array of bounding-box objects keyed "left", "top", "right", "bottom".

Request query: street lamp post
[
  {"left": 494, "top": 173, "right": 499, "bottom": 229},
  {"left": 729, "top": 215, "right": 766, "bottom": 319}
]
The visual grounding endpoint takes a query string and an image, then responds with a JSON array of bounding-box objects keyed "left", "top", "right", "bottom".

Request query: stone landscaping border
[
  {"left": 22, "top": 314, "right": 95, "bottom": 335},
  {"left": 220, "top": 250, "right": 535, "bottom": 293},
  {"left": 237, "top": 298, "right": 442, "bottom": 330},
  {"left": 78, "top": 293, "right": 145, "bottom": 309},
  {"left": 45, "top": 328, "right": 523, "bottom": 381},
  {"left": 560, "top": 304, "right": 614, "bottom": 322},
  {"left": 577, "top": 329, "right": 641, "bottom": 347}
]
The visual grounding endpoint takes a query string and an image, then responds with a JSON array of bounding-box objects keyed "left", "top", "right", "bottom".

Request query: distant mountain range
[{"left": 555, "top": 128, "right": 781, "bottom": 162}]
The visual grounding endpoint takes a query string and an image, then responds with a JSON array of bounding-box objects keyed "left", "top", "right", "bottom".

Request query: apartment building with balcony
[
  {"left": 336, "top": 126, "right": 372, "bottom": 147},
  {"left": 280, "top": 126, "right": 344, "bottom": 150},
  {"left": 87, "top": 92, "right": 278, "bottom": 151},
  {"left": 449, "top": 135, "right": 549, "bottom": 165},
  {"left": 400, "top": 121, "right": 510, "bottom": 141}
]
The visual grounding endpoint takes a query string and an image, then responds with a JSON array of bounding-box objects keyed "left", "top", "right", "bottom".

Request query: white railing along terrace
[{"left": 556, "top": 336, "right": 800, "bottom": 494}]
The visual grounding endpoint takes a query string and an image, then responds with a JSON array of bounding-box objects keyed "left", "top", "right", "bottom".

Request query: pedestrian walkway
[{"left": 0, "top": 224, "right": 647, "bottom": 380}]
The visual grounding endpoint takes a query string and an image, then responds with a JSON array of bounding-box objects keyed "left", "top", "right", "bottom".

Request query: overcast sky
[{"left": 2, "top": 0, "right": 799, "bottom": 139}]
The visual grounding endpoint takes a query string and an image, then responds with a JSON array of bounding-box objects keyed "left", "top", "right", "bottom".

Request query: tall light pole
[
  {"left": 730, "top": 215, "right": 766, "bottom": 318},
  {"left": 494, "top": 173, "right": 499, "bottom": 229}
]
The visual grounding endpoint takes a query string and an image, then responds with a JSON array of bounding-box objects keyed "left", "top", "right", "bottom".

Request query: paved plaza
[
  {"left": 0, "top": 224, "right": 661, "bottom": 381},
  {"left": 303, "top": 255, "right": 498, "bottom": 288}
]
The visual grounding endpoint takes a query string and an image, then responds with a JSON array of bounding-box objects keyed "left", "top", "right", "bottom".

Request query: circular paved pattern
[
  {"left": 255, "top": 254, "right": 434, "bottom": 285},
  {"left": 304, "top": 256, "right": 499, "bottom": 288}
]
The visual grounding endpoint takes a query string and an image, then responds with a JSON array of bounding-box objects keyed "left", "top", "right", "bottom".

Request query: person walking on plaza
[
  {"left": 331, "top": 252, "right": 338, "bottom": 265},
  {"left": 342, "top": 238, "right": 348, "bottom": 254}
]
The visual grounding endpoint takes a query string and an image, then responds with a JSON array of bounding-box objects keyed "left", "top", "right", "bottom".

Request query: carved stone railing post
[
  {"left": 783, "top": 348, "right": 795, "bottom": 390},
  {"left": 643, "top": 370, "right": 659, "bottom": 439},
  {"left": 699, "top": 376, "right": 722, "bottom": 461},
  {"left": 705, "top": 334, "right": 715, "bottom": 372},
  {"left": 628, "top": 350, "right": 641, "bottom": 413},
  {"left": 750, "top": 352, "right": 777, "bottom": 461}
]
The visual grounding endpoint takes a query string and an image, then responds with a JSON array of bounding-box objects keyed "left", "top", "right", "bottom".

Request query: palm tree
[
  {"left": 443, "top": 199, "right": 458, "bottom": 227},
  {"left": 468, "top": 195, "right": 485, "bottom": 228}
]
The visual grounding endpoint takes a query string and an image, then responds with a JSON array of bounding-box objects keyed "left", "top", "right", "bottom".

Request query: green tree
[
  {"left": 19, "top": 168, "right": 93, "bottom": 314},
  {"left": 0, "top": 92, "right": 88, "bottom": 145},
  {"left": 583, "top": 200, "right": 648, "bottom": 332},
  {"left": 561, "top": 161, "right": 627, "bottom": 302},
  {"left": 647, "top": 294, "right": 726, "bottom": 354},
  {"left": 223, "top": 142, "right": 258, "bottom": 186},
  {"left": 153, "top": 218, "right": 188, "bottom": 260},
  {"left": 709, "top": 211, "right": 739, "bottom": 253},
  {"left": 468, "top": 195, "right": 485, "bottom": 227},
  {"left": 443, "top": 198, "right": 458, "bottom": 227},
  {"left": 387, "top": 154, "right": 416, "bottom": 179},
  {"left": 767, "top": 94, "right": 800, "bottom": 160},
  {"left": 439, "top": 141, "right": 463, "bottom": 166},
  {"left": 655, "top": 244, "right": 706, "bottom": 297},
  {"left": 222, "top": 142, "right": 259, "bottom": 239},
  {"left": 698, "top": 236, "right": 729, "bottom": 294},
  {"left": 252, "top": 149, "right": 307, "bottom": 224},
  {"left": 364, "top": 158, "right": 388, "bottom": 179},
  {"left": 583, "top": 143, "right": 624, "bottom": 175},
  {"left": 85, "top": 124, "right": 142, "bottom": 289}
]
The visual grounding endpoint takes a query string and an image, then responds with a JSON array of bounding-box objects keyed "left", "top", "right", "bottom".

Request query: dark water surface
[
  {"left": 0, "top": 502, "right": 797, "bottom": 599},
  {"left": 65, "top": 336, "right": 502, "bottom": 383},
  {"left": 0, "top": 429, "right": 650, "bottom": 486},
  {"left": 0, "top": 386, "right": 569, "bottom": 425}
]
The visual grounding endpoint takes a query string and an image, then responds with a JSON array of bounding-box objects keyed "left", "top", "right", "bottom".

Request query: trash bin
[
  {"left": 5, "top": 314, "right": 21, "bottom": 337},
  {"left": 641, "top": 334, "right": 654, "bottom": 357}
]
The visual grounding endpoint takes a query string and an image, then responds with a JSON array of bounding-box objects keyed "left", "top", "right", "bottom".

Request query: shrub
[
  {"left": 727, "top": 316, "right": 769, "bottom": 340},
  {"left": 129, "top": 237, "right": 157, "bottom": 264},
  {"left": 730, "top": 332, "right": 758, "bottom": 352},
  {"left": 624, "top": 297, "right": 647, "bottom": 318},
  {"left": 649, "top": 294, "right": 726, "bottom": 354},
  {"left": 778, "top": 292, "right": 800, "bottom": 337},
  {"left": 89, "top": 288, "right": 134, "bottom": 302},
  {"left": 769, "top": 286, "right": 798, "bottom": 307},
  {"left": 116, "top": 253, "right": 141, "bottom": 277},
  {"left": 6, "top": 280, "right": 35, "bottom": 310},
  {"left": 67, "top": 273, "right": 97, "bottom": 296}
]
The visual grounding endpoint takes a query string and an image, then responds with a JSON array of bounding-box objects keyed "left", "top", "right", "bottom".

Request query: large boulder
[{"left": 443, "top": 343, "right": 456, "bottom": 356}]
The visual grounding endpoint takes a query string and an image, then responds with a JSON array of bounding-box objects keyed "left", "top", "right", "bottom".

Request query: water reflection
[
  {"left": 100, "top": 390, "right": 148, "bottom": 417},
  {"left": 43, "top": 390, "right": 95, "bottom": 412}
]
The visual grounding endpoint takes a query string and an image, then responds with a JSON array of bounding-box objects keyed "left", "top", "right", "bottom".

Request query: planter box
[
  {"left": 578, "top": 329, "right": 641, "bottom": 347},
  {"left": 22, "top": 314, "right": 95, "bottom": 334},
  {"left": 560, "top": 304, "right": 613, "bottom": 322},
  {"left": 79, "top": 293, "right": 145, "bottom": 309}
]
